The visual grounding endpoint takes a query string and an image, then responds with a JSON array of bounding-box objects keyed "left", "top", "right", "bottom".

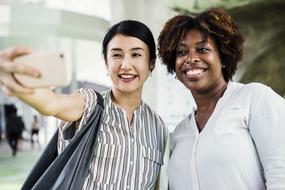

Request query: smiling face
[
  {"left": 106, "top": 34, "right": 153, "bottom": 95},
  {"left": 175, "top": 29, "right": 226, "bottom": 94}
]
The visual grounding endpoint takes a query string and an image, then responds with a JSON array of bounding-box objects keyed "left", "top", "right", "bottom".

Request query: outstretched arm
[
  {"left": 18, "top": 89, "right": 84, "bottom": 121},
  {"left": 0, "top": 46, "right": 85, "bottom": 122}
]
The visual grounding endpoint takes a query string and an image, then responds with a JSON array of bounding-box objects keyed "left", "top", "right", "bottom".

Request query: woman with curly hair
[{"left": 158, "top": 8, "right": 285, "bottom": 190}]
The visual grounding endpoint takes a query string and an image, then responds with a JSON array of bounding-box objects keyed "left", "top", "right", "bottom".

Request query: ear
[{"left": 150, "top": 60, "right": 155, "bottom": 72}]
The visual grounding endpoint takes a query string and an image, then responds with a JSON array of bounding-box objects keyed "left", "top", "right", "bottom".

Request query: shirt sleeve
[
  {"left": 57, "top": 88, "right": 98, "bottom": 153},
  {"left": 158, "top": 132, "right": 170, "bottom": 190},
  {"left": 249, "top": 86, "right": 285, "bottom": 189}
]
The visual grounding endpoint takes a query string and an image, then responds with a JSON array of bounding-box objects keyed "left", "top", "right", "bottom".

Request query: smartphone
[{"left": 13, "top": 52, "right": 71, "bottom": 88}]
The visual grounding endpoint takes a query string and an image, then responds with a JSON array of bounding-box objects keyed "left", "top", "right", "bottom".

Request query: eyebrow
[
  {"left": 110, "top": 47, "right": 145, "bottom": 52},
  {"left": 177, "top": 44, "right": 187, "bottom": 48},
  {"left": 130, "top": 47, "right": 144, "bottom": 51},
  {"left": 111, "top": 48, "right": 123, "bottom": 52},
  {"left": 178, "top": 40, "right": 208, "bottom": 47},
  {"left": 196, "top": 41, "right": 208, "bottom": 46}
]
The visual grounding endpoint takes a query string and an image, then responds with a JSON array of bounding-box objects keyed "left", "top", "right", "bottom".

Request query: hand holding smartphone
[{"left": 13, "top": 52, "right": 71, "bottom": 88}]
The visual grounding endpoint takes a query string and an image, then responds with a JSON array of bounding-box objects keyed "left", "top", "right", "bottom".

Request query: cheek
[
  {"left": 107, "top": 61, "right": 119, "bottom": 71},
  {"left": 139, "top": 66, "right": 150, "bottom": 76},
  {"left": 175, "top": 58, "right": 184, "bottom": 72},
  {"left": 138, "top": 60, "right": 151, "bottom": 72},
  {"left": 211, "top": 55, "right": 222, "bottom": 67}
]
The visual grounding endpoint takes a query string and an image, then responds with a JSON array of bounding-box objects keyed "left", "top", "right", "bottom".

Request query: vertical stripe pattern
[{"left": 57, "top": 89, "right": 168, "bottom": 190}]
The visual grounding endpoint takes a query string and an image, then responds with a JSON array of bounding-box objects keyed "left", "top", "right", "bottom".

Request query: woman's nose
[
  {"left": 121, "top": 57, "right": 131, "bottom": 69},
  {"left": 186, "top": 52, "right": 200, "bottom": 64}
]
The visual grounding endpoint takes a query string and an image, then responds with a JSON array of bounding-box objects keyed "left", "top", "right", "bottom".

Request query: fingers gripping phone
[{"left": 13, "top": 52, "right": 71, "bottom": 88}]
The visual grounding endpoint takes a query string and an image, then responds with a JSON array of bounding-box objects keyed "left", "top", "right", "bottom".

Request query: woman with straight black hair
[{"left": 0, "top": 20, "right": 167, "bottom": 190}]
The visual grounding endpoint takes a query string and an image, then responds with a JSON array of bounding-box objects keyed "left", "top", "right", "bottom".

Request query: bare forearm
[
  {"left": 18, "top": 88, "right": 59, "bottom": 116},
  {"left": 18, "top": 88, "right": 84, "bottom": 122}
]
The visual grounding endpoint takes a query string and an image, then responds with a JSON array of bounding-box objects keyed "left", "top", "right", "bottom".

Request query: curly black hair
[{"left": 158, "top": 8, "right": 244, "bottom": 82}]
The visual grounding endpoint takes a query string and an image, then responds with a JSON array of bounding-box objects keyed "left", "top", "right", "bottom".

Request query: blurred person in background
[
  {"left": 30, "top": 115, "right": 40, "bottom": 147},
  {"left": 0, "top": 20, "right": 167, "bottom": 189},
  {"left": 158, "top": 8, "right": 285, "bottom": 190},
  {"left": 0, "top": 115, "right": 2, "bottom": 144},
  {"left": 4, "top": 104, "right": 25, "bottom": 156}
]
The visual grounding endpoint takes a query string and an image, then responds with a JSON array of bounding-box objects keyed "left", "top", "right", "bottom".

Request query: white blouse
[{"left": 168, "top": 82, "right": 285, "bottom": 190}]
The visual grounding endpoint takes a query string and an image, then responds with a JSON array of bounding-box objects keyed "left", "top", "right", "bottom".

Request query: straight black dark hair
[{"left": 102, "top": 20, "right": 156, "bottom": 65}]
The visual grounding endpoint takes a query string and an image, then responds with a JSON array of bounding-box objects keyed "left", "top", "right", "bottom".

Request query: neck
[
  {"left": 193, "top": 80, "right": 228, "bottom": 112},
  {"left": 111, "top": 88, "right": 142, "bottom": 113}
]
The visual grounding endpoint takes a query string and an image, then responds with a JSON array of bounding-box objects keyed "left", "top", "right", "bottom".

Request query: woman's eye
[
  {"left": 132, "top": 53, "right": 142, "bottom": 57},
  {"left": 197, "top": 47, "right": 209, "bottom": 53},
  {"left": 112, "top": 54, "right": 122, "bottom": 58},
  {"left": 176, "top": 50, "right": 187, "bottom": 56}
]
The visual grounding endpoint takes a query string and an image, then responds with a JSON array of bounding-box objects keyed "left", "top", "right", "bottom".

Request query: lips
[
  {"left": 183, "top": 66, "right": 208, "bottom": 79},
  {"left": 118, "top": 74, "right": 138, "bottom": 82}
]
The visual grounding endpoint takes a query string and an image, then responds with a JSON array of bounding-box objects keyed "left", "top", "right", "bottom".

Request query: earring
[
  {"left": 149, "top": 71, "right": 152, "bottom": 77},
  {"left": 221, "top": 64, "right": 226, "bottom": 69}
]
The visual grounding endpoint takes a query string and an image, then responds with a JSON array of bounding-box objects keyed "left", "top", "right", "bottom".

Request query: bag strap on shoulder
[{"left": 95, "top": 91, "right": 104, "bottom": 109}]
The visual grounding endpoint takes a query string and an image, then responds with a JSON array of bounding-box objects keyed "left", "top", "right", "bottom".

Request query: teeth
[
  {"left": 187, "top": 69, "right": 204, "bottom": 75},
  {"left": 120, "top": 74, "right": 134, "bottom": 79}
]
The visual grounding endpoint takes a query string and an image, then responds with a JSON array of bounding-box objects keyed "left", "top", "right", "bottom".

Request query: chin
[
  {"left": 183, "top": 81, "right": 204, "bottom": 92},
  {"left": 117, "top": 86, "right": 141, "bottom": 94}
]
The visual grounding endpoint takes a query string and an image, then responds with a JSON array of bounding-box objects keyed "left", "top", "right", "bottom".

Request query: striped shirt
[{"left": 58, "top": 89, "right": 168, "bottom": 190}]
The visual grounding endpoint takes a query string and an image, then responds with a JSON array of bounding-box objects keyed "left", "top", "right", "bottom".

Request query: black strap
[
  {"left": 22, "top": 91, "right": 104, "bottom": 190},
  {"left": 96, "top": 91, "right": 104, "bottom": 109}
]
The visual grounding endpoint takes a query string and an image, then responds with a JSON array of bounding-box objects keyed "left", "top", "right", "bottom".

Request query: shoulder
[
  {"left": 65, "top": 88, "right": 99, "bottom": 129},
  {"left": 143, "top": 103, "right": 168, "bottom": 132},
  {"left": 143, "top": 103, "right": 165, "bottom": 124},
  {"left": 78, "top": 88, "right": 97, "bottom": 97},
  {"left": 170, "top": 113, "right": 194, "bottom": 149},
  {"left": 228, "top": 82, "right": 273, "bottom": 101},
  {"left": 241, "top": 82, "right": 269, "bottom": 92},
  {"left": 76, "top": 88, "right": 98, "bottom": 105},
  {"left": 231, "top": 82, "right": 285, "bottom": 114},
  {"left": 234, "top": 82, "right": 283, "bottom": 100},
  {"left": 172, "top": 113, "right": 193, "bottom": 136},
  {"left": 230, "top": 81, "right": 268, "bottom": 93}
]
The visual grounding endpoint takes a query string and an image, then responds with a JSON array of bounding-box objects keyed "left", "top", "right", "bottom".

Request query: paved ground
[{"left": 0, "top": 138, "right": 42, "bottom": 190}]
